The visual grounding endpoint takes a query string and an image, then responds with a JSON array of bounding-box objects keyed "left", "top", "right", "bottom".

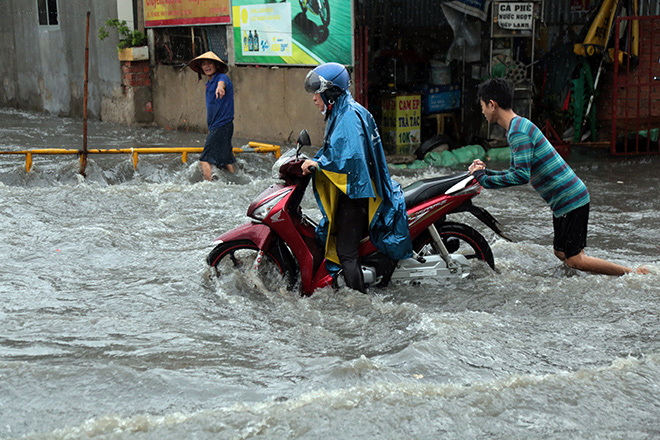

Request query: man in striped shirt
[{"left": 469, "top": 78, "right": 648, "bottom": 276}]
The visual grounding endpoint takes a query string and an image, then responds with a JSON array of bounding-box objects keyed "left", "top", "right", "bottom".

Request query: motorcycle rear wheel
[
  {"left": 413, "top": 221, "right": 495, "bottom": 270},
  {"left": 207, "top": 240, "right": 297, "bottom": 292}
]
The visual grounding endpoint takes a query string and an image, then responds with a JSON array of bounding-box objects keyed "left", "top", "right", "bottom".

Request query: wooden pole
[{"left": 81, "top": 11, "right": 90, "bottom": 177}]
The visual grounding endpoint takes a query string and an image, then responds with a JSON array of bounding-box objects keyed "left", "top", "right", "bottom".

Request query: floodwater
[{"left": 1, "top": 107, "right": 659, "bottom": 439}]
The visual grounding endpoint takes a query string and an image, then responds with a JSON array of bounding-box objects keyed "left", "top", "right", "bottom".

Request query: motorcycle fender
[
  {"left": 212, "top": 222, "right": 275, "bottom": 251},
  {"left": 453, "top": 200, "right": 512, "bottom": 242},
  {"left": 466, "top": 205, "right": 512, "bottom": 242}
]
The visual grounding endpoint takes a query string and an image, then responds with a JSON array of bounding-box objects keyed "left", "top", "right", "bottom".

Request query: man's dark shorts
[
  {"left": 201, "top": 121, "right": 235, "bottom": 167},
  {"left": 553, "top": 203, "right": 589, "bottom": 259}
]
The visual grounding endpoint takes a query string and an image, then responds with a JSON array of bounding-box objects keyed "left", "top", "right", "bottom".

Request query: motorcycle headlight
[{"left": 250, "top": 188, "right": 293, "bottom": 221}]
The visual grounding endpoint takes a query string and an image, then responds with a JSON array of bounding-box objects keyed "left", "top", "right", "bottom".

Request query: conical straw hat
[{"left": 188, "top": 51, "right": 229, "bottom": 75}]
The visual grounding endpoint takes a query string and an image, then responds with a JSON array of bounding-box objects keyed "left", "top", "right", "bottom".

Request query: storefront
[
  {"left": 143, "top": 0, "right": 498, "bottom": 153},
  {"left": 354, "top": 0, "right": 545, "bottom": 156},
  {"left": 142, "top": 0, "right": 658, "bottom": 155}
]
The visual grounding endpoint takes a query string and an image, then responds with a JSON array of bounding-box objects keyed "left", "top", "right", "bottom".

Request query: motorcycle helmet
[{"left": 304, "top": 62, "right": 350, "bottom": 105}]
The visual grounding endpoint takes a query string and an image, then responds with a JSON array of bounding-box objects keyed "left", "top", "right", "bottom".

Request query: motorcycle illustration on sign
[
  {"left": 298, "top": 0, "right": 330, "bottom": 29},
  {"left": 233, "top": 0, "right": 350, "bottom": 65}
]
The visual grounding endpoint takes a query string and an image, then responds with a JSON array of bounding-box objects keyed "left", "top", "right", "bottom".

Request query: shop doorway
[{"left": 353, "top": 1, "right": 485, "bottom": 156}]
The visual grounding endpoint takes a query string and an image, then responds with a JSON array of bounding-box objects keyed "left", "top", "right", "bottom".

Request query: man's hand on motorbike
[
  {"left": 469, "top": 159, "right": 486, "bottom": 175},
  {"left": 301, "top": 160, "right": 318, "bottom": 175}
]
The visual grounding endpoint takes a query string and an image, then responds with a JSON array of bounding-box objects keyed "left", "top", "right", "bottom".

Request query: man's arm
[{"left": 470, "top": 132, "right": 533, "bottom": 188}]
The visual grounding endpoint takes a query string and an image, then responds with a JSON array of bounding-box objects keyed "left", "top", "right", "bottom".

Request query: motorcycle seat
[{"left": 403, "top": 172, "right": 472, "bottom": 208}]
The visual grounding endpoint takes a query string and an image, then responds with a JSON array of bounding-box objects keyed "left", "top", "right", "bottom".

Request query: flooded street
[{"left": 1, "top": 107, "right": 659, "bottom": 439}]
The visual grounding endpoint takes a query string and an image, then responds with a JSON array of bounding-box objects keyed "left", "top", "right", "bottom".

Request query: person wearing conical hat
[{"left": 189, "top": 51, "right": 235, "bottom": 179}]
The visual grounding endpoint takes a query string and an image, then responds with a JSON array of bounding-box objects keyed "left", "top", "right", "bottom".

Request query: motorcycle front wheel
[
  {"left": 207, "top": 239, "right": 297, "bottom": 292},
  {"left": 413, "top": 221, "right": 495, "bottom": 270}
]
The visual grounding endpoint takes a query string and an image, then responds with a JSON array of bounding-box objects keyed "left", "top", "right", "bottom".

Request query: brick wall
[
  {"left": 121, "top": 61, "right": 152, "bottom": 88},
  {"left": 117, "top": 60, "right": 153, "bottom": 123}
]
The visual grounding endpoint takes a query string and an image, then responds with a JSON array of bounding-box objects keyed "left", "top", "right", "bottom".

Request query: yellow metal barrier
[{"left": 0, "top": 142, "right": 282, "bottom": 173}]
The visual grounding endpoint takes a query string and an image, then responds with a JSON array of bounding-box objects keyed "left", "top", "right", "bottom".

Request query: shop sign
[
  {"left": 382, "top": 94, "right": 422, "bottom": 153},
  {"left": 236, "top": 3, "right": 293, "bottom": 57},
  {"left": 497, "top": 2, "right": 534, "bottom": 30},
  {"left": 144, "top": 0, "right": 231, "bottom": 27},
  {"left": 232, "top": 0, "right": 353, "bottom": 66},
  {"left": 423, "top": 89, "right": 461, "bottom": 114}
]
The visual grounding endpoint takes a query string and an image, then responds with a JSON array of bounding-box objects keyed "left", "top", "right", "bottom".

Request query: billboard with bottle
[{"left": 232, "top": 0, "right": 353, "bottom": 66}]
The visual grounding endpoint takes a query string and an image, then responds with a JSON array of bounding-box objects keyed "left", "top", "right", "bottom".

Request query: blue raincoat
[{"left": 312, "top": 91, "right": 412, "bottom": 266}]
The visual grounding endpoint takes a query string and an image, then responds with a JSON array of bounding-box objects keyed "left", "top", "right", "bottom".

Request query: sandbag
[
  {"left": 439, "top": 150, "right": 458, "bottom": 167},
  {"left": 452, "top": 146, "right": 474, "bottom": 164},
  {"left": 408, "top": 159, "right": 429, "bottom": 169},
  {"left": 487, "top": 147, "right": 510, "bottom": 161},
  {"left": 465, "top": 144, "right": 486, "bottom": 160},
  {"left": 424, "top": 151, "right": 445, "bottom": 166}
]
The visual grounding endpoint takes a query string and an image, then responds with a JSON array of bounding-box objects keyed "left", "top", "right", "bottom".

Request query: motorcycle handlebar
[{"left": 279, "top": 159, "right": 313, "bottom": 178}]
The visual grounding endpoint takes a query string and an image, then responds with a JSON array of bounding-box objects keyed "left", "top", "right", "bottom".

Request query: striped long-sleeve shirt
[{"left": 473, "top": 116, "right": 590, "bottom": 217}]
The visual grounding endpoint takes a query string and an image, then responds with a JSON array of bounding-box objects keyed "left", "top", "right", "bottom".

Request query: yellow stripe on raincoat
[{"left": 314, "top": 168, "right": 383, "bottom": 264}]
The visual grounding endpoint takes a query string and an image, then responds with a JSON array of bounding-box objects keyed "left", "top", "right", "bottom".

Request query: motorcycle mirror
[{"left": 296, "top": 129, "right": 311, "bottom": 154}]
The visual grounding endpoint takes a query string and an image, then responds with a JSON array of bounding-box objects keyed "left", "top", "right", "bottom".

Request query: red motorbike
[{"left": 207, "top": 130, "right": 510, "bottom": 296}]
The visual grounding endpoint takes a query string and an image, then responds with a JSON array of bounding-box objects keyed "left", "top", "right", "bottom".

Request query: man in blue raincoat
[{"left": 301, "top": 63, "right": 412, "bottom": 293}]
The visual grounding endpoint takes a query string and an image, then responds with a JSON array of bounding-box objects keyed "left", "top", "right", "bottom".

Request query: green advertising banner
[{"left": 232, "top": 0, "right": 353, "bottom": 66}]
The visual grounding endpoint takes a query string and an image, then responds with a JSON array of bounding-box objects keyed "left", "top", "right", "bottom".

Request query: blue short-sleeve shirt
[{"left": 206, "top": 73, "right": 234, "bottom": 131}]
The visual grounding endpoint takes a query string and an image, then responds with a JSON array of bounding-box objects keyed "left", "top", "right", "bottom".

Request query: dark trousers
[{"left": 335, "top": 193, "right": 368, "bottom": 293}]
